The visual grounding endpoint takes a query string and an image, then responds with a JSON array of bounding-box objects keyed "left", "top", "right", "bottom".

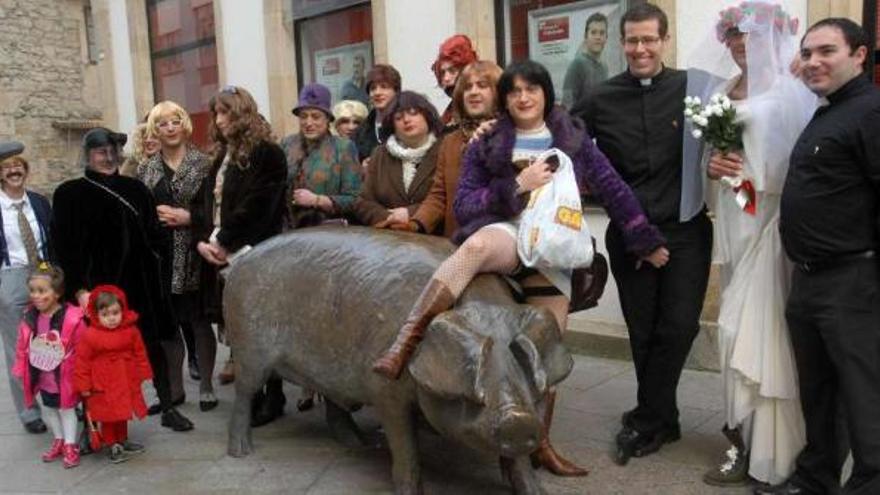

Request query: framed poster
[
  {"left": 313, "top": 42, "right": 373, "bottom": 105},
  {"left": 295, "top": 2, "right": 373, "bottom": 105},
  {"left": 527, "top": 0, "right": 626, "bottom": 106}
]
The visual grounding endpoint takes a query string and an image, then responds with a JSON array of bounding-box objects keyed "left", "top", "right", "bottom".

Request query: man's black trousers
[
  {"left": 605, "top": 211, "right": 712, "bottom": 436},
  {"left": 787, "top": 256, "right": 880, "bottom": 495}
]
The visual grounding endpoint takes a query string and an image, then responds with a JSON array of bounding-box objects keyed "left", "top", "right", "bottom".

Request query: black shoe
[
  {"left": 121, "top": 441, "right": 146, "bottom": 455},
  {"left": 147, "top": 395, "right": 186, "bottom": 416},
  {"left": 199, "top": 392, "right": 219, "bottom": 412},
  {"left": 188, "top": 358, "right": 201, "bottom": 381},
  {"left": 633, "top": 426, "right": 681, "bottom": 458},
  {"left": 161, "top": 407, "right": 194, "bottom": 432},
  {"left": 753, "top": 479, "right": 815, "bottom": 495},
  {"left": 24, "top": 418, "right": 47, "bottom": 434},
  {"left": 613, "top": 427, "right": 646, "bottom": 466},
  {"left": 251, "top": 392, "right": 286, "bottom": 428},
  {"left": 621, "top": 408, "right": 635, "bottom": 427}
]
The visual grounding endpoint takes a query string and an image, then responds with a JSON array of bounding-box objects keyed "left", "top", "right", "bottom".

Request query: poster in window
[
  {"left": 313, "top": 41, "right": 373, "bottom": 106},
  {"left": 528, "top": 0, "right": 625, "bottom": 109}
]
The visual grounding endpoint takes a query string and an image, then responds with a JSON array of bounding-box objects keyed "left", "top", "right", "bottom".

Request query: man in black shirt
[
  {"left": 759, "top": 18, "right": 880, "bottom": 495},
  {"left": 572, "top": 4, "right": 711, "bottom": 465}
]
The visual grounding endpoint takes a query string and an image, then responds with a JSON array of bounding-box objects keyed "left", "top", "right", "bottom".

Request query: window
[
  {"left": 84, "top": 4, "right": 100, "bottom": 64},
  {"left": 147, "top": 0, "right": 219, "bottom": 149},
  {"left": 293, "top": 1, "right": 373, "bottom": 107},
  {"left": 496, "top": 0, "right": 641, "bottom": 109}
]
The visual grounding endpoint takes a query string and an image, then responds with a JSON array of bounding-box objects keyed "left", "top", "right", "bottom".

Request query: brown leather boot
[
  {"left": 372, "top": 279, "right": 455, "bottom": 380},
  {"left": 530, "top": 389, "right": 589, "bottom": 477}
]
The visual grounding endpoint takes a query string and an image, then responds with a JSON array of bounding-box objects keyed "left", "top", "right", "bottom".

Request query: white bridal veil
[{"left": 680, "top": 0, "right": 817, "bottom": 216}]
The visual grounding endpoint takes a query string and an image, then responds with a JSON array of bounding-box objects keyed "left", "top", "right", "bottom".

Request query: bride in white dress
[{"left": 686, "top": 1, "right": 818, "bottom": 486}]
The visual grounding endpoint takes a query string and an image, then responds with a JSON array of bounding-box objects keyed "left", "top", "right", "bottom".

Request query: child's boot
[
  {"left": 62, "top": 443, "right": 80, "bottom": 468},
  {"left": 41, "top": 439, "right": 64, "bottom": 462},
  {"left": 109, "top": 443, "right": 131, "bottom": 464}
]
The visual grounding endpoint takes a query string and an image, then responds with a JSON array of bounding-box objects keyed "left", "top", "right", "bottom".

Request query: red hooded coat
[{"left": 73, "top": 285, "right": 153, "bottom": 422}]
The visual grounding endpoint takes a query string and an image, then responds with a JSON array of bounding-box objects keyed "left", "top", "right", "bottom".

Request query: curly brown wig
[{"left": 208, "top": 86, "right": 274, "bottom": 167}]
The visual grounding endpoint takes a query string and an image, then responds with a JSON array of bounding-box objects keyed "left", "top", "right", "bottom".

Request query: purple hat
[{"left": 292, "top": 84, "right": 334, "bottom": 121}]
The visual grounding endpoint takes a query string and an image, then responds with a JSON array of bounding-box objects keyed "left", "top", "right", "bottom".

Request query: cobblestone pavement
[{"left": 0, "top": 344, "right": 753, "bottom": 494}]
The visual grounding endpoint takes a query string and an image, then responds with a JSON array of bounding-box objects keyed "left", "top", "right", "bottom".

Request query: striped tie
[{"left": 13, "top": 202, "right": 39, "bottom": 266}]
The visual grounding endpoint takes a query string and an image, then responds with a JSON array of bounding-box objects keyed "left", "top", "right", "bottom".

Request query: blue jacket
[{"left": 0, "top": 190, "right": 52, "bottom": 266}]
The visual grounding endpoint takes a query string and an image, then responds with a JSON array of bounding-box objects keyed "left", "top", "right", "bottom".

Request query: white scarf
[{"left": 385, "top": 134, "right": 436, "bottom": 193}]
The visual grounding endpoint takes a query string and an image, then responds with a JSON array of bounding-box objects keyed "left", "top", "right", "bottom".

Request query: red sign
[
  {"left": 322, "top": 57, "right": 341, "bottom": 76},
  {"left": 537, "top": 17, "right": 569, "bottom": 43}
]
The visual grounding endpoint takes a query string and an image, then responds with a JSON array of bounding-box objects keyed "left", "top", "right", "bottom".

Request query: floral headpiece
[{"left": 716, "top": 1, "right": 799, "bottom": 42}]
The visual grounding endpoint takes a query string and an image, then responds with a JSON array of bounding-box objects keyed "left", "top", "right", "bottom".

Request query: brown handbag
[{"left": 568, "top": 238, "right": 609, "bottom": 313}]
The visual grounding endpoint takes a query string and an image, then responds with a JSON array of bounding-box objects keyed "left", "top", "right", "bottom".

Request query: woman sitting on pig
[{"left": 372, "top": 60, "right": 669, "bottom": 476}]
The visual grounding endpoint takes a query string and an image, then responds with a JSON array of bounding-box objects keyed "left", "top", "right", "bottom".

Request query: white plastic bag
[{"left": 516, "top": 148, "right": 593, "bottom": 270}]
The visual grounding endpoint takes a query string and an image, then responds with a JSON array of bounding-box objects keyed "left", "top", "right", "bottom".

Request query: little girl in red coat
[
  {"left": 73, "top": 285, "right": 153, "bottom": 464},
  {"left": 12, "top": 263, "right": 86, "bottom": 468}
]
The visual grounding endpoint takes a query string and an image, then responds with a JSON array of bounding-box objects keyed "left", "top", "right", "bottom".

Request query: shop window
[
  {"left": 496, "top": 0, "right": 643, "bottom": 109},
  {"left": 147, "top": 0, "right": 219, "bottom": 149},
  {"left": 293, "top": 1, "right": 373, "bottom": 107}
]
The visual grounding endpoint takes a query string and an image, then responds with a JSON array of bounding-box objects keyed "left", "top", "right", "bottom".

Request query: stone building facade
[{"left": 0, "top": 0, "right": 107, "bottom": 196}]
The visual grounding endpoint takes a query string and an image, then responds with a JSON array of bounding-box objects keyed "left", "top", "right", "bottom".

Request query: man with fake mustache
[{"left": 0, "top": 141, "right": 53, "bottom": 435}]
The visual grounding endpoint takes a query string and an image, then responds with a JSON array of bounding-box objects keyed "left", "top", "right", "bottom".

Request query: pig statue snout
[{"left": 498, "top": 407, "right": 541, "bottom": 457}]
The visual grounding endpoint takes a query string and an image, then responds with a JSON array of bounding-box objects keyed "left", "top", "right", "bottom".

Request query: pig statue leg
[
  {"left": 500, "top": 455, "right": 547, "bottom": 495},
  {"left": 325, "top": 400, "right": 368, "bottom": 448},
  {"left": 375, "top": 398, "right": 422, "bottom": 495},
  {"left": 228, "top": 364, "right": 269, "bottom": 457}
]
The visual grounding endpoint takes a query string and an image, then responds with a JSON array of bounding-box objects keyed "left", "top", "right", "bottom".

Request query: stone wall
[{"left": 0, "top": 0, "right": 103, "bottom": 196}]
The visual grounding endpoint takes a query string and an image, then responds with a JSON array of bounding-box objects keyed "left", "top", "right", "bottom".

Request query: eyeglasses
[
  {"left": 157, "top": 119, "right": 183, "bottom": 129},
  {"left": 623, "top": 36, "right": 663, "bottom": 48},
  {"left": 220, "top": 85, "right": 239, "bottom": 95}
]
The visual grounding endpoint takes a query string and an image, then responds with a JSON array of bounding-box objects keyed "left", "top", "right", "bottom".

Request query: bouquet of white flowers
[{"left": 684, "top": 93, "right": 756, "bottom": 215}]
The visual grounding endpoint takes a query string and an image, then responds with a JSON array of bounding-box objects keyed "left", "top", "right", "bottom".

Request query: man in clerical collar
[
  {"left": 755, "top": 18, "right": 880, "bottom": 495},
  {"left": 572, "top": 3, "right": 712, "bottom": 466},
  {"left": 0, "top": 141, "right": 51, "bottom": 435}
]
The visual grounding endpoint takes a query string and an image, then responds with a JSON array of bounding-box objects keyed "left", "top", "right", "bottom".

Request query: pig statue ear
[
  {"left": 511, "top": 333, "right": 548, "bottom": 394},
  {"left": 513, "top": 306, "right": 573, "bottom": 390},
  {"left": 408, "top": 312, "right": 493, "bottom": 405}
]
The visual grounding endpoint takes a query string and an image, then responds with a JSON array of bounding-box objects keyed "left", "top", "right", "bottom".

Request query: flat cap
[{"left": 0, "top": 141, "right": 25, "bottom": 161}]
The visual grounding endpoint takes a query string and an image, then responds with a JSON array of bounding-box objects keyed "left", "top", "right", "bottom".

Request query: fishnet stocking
[{"left": 433, "top": 227, "right": 520, "bottom": 298}]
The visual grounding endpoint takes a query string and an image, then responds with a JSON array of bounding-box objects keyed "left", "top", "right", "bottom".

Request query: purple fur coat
[{"left": 452, "top": 106, "right": 665, "bottom": 256}]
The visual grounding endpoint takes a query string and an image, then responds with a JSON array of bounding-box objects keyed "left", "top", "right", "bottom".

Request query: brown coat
[
  {"left": 411, "top": 130, "right": 469, "bottom": 238},
  {"left": 353, "top": 140, "right": 441, "bottom": 229}
]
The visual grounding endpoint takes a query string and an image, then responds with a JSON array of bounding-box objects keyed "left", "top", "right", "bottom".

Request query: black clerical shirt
[
  {"left": 574, "top": 67, "right": 687, "bottom": 225},
  {"left": 780, "top": 75, "right": 880, "bottom": 264}
]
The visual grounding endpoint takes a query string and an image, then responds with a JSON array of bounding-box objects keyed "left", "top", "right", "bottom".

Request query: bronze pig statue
[{"left": 224, "top": 226, "right": 574, "bottom": 494}]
